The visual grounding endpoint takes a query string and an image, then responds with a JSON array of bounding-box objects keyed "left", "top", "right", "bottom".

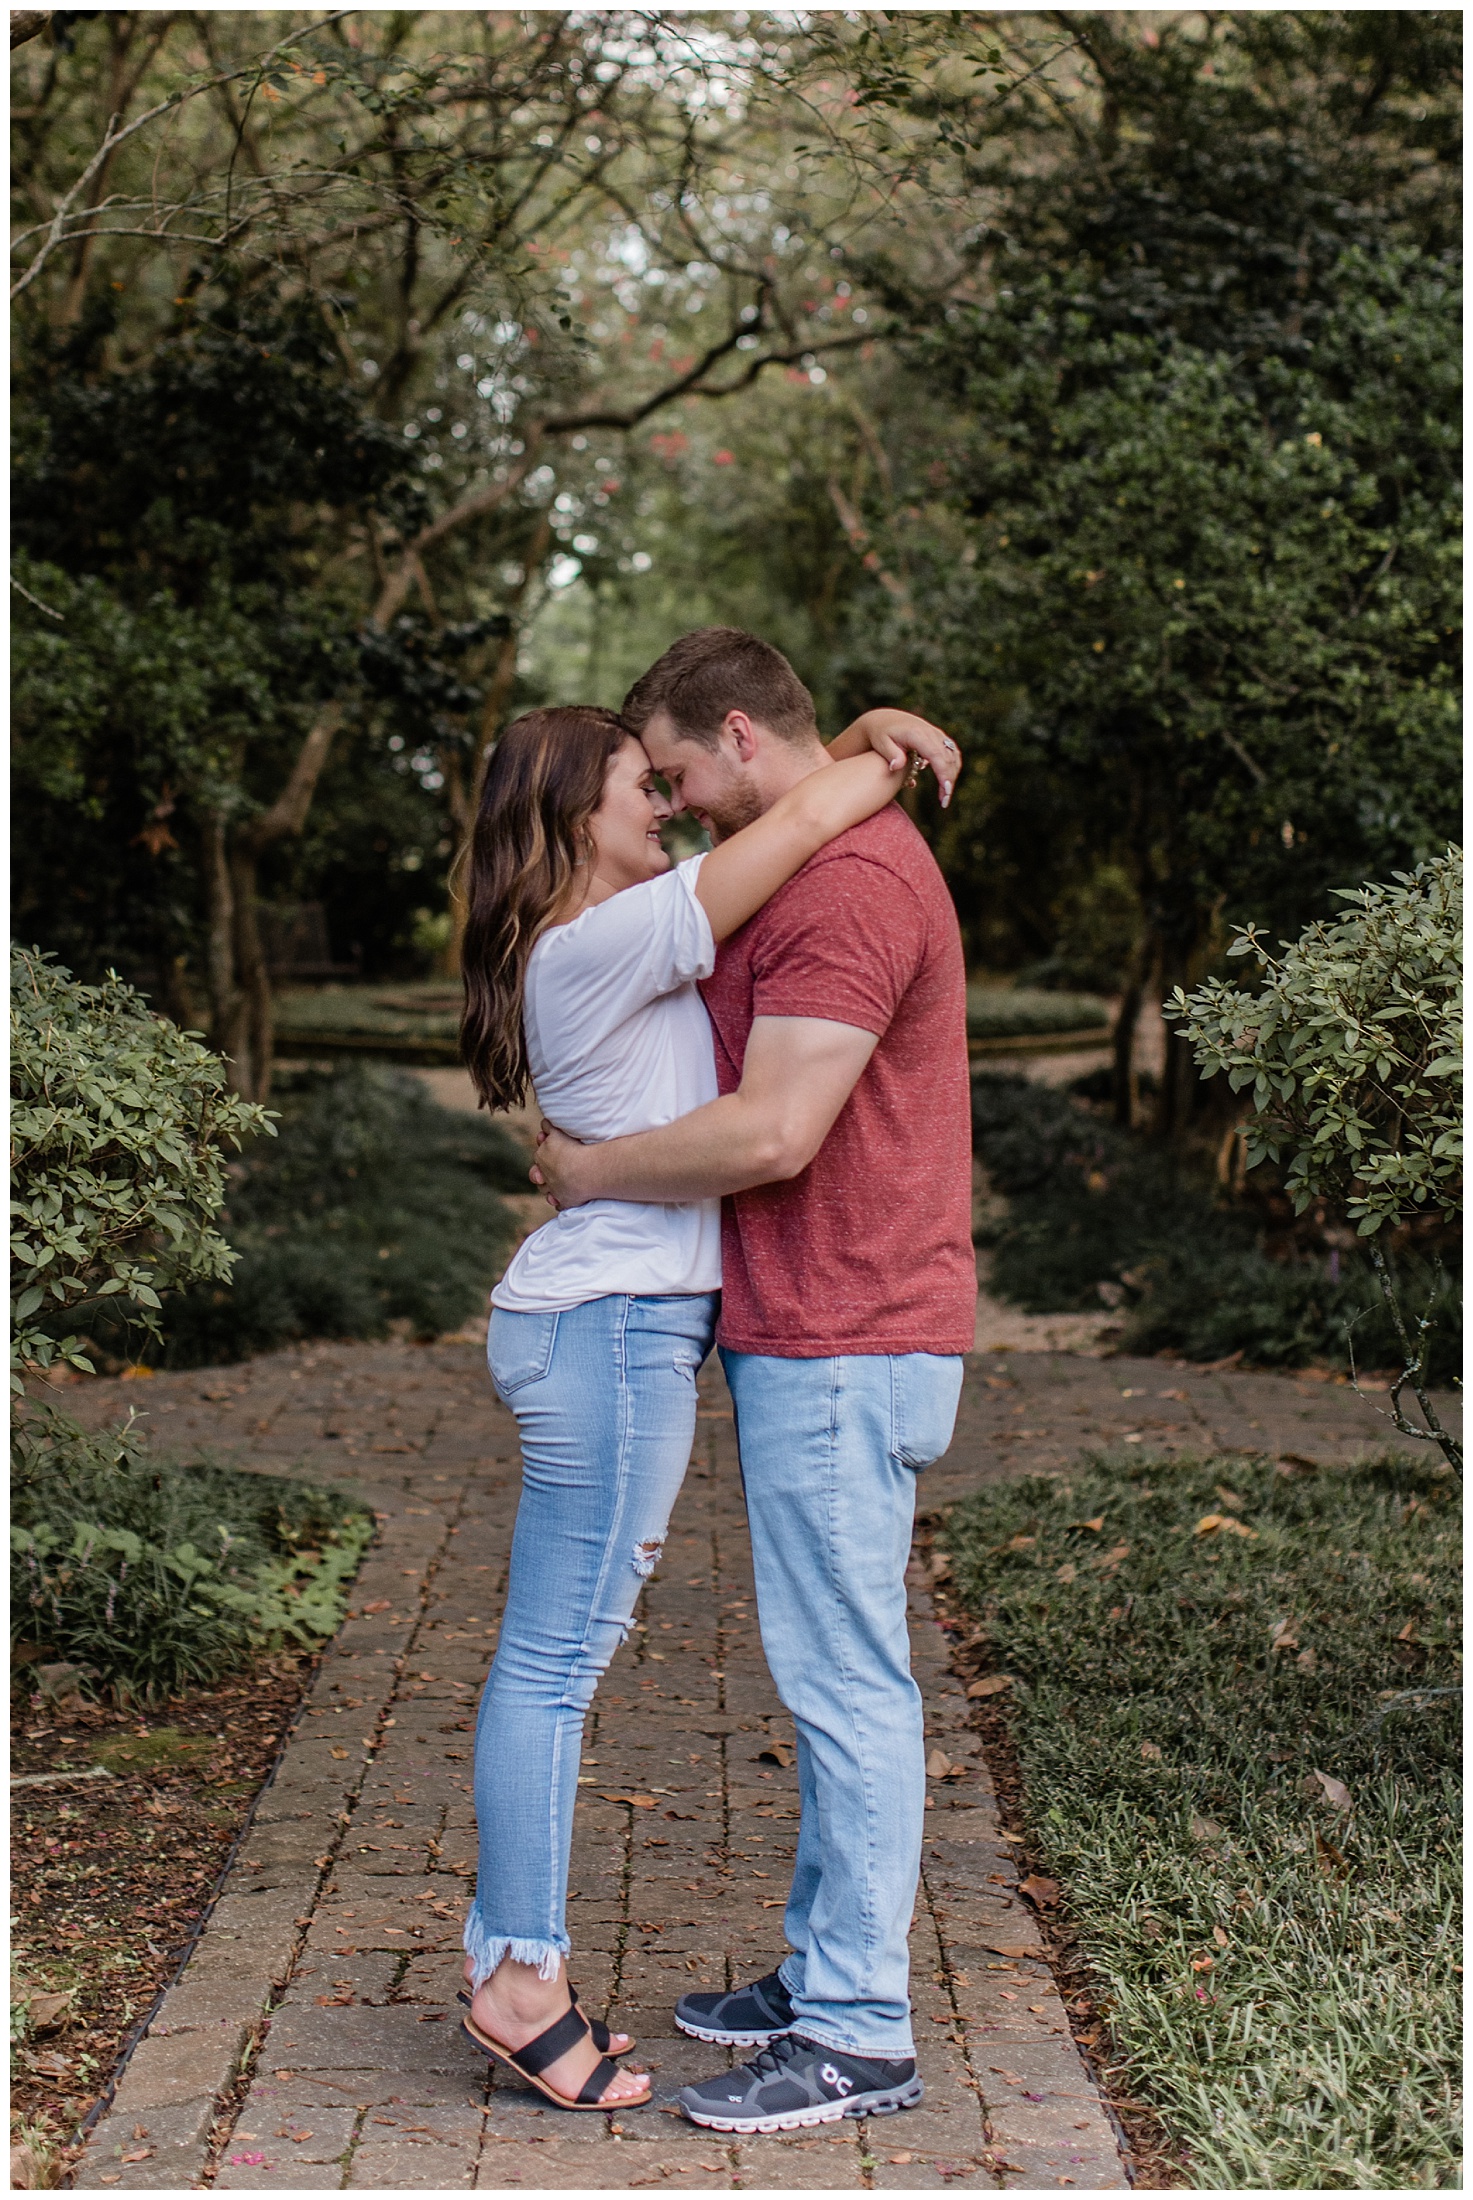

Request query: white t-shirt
[{"left": 491, "top": 855, "right": 722, "bottom": 1312}]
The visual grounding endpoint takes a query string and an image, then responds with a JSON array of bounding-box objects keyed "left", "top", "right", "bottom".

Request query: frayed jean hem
[{"left": 463, "top": 1913, "right": 569, "bottom": 1988}]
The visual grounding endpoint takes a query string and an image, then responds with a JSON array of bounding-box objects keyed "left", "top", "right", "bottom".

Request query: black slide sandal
[
  {"left": 460, "top": 2003, "right": 650, "bottom": 2111},
  {"left": 457, "top": 1981, "right": 633, "bottom": 2055}
]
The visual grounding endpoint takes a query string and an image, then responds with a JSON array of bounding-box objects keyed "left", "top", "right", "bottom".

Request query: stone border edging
[{"left": 71, "top": 1500, "right": 458, "bottom": 2191}]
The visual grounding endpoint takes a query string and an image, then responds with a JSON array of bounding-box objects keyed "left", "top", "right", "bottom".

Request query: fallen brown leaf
[
  {"left": 755, "top": 1742, "right": 793, "bottom": 1767},
  {"left": 1194, "top": 1513, "right": 1257, "bottom": 1539},
  {"left": 1310, "top": 1768, "right": 1352, "bottom": 1811},
  {"left": 967, "top": 1674, "right": 1013, "bottom": 1698},
  {"left": 1212, "top": 1925, "right": 1229, "bottom": 1948},
  {"left": 1018, "top": 1872, "right": 1060, "bottom": 1910},
  {"left": 599, "top": 1792, "right": 658, "bottom": 1809}
]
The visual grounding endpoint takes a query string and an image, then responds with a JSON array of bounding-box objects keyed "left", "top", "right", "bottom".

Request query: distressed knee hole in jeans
[{"left": 631, "top": 1536, "right": 664, "bottom": 1579}]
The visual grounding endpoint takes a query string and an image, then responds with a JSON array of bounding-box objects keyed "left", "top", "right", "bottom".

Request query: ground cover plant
[
  {"left": 971, "top": 1072, "right": 1460, "bottom": 1381},
  {"left": 273, "top": 982, "right": 463, "bottom": 1060},
  {"left": 966, "top": 987, "right": 1110, "bottom": 1044},
  {"left": 941, "top": 1447, "right": 1461, "bottom": 2189},
  {"left": 12, "top": 1405, "right": 374, "bottom": 1700},
  {"left": 84, "top": 1063, "right": 525, "bottom": 1367}
]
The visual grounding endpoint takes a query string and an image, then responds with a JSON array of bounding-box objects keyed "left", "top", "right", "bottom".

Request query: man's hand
[
  {"left": 531, "top": 1123, "right": 599, "bottom": 1209},
  {"left": 527, "top": 1018, "right": 877, "bottom": 1208}
]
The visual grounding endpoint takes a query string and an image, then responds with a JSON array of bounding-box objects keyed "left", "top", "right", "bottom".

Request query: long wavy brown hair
[{"left": 460, "top": 705, "right": 628, "bottom": 1111}]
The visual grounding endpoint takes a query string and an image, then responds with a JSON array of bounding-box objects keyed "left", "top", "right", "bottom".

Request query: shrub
[
  {"left": 971, "top": 1071, "right": 1462, "bottom": 1378},
  {"left": 10, "top": 947, "right": 271, "bottom": 1381},
  {"left": 1170, "top": 853, "right": 1462, "bottom": 1463},
  {"left": 11, "top": 1405, "right": 373, "bottom": 1700},
  {"left": 966, "top": 987, "right": 1110, "bottom": 1043},
  {"left": 125, "top": 1063, "right": 522, "bottom": 1366}
]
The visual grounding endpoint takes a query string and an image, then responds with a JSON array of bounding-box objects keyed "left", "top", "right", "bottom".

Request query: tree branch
[
  {"left": 9, "top": 12, "right": 351, "bottom": 300},
  {"left": 238, "top": 702, "right": 344, "bottom": 853}
]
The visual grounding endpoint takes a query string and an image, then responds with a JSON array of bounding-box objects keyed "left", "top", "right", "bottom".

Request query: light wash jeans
[
  {"left": 464, "top": 1291, "right": 718, "bottom": 1986},
  {"left": 721, "top": 1348, "right": 965, "bottom": 2059}
]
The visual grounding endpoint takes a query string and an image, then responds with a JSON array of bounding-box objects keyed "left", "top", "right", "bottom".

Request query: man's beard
[{"left": 702, "top": 775, "right": 766, "bottom": 842}]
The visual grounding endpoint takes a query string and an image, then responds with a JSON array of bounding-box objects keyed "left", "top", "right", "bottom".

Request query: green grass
[
  {"left": 966, "top": 986, "right": 1111, "bottom": 1042},
  {"left": 274, "top": 981, "right": 461, "bottom": 1056},
  {"left": 941, "top": 1448, "right": 1461, "bottom": 2189}
]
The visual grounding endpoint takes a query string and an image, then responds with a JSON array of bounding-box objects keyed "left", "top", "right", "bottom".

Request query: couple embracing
[{"left": 456, "top": 627, "right": 976, "bottom": 2132}]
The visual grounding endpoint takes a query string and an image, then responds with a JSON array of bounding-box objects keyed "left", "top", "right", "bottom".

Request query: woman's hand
[{"left": 828, "top": 708, "right": 963, "bottom": 807}]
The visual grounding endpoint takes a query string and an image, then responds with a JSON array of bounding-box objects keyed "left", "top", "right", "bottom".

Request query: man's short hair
[{"left": 622, "top": 627, "right": 819, "bottom": 749}]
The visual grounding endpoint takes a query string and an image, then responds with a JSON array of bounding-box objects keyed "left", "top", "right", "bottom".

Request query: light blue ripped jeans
[{"left": 465, "top": 1291, "right": 718, "bottom": 1987}]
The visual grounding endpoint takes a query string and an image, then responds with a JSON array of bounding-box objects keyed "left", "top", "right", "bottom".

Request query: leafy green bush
[
  {"left": 134, "top": 1064, "right": 523, "bottom": 1365},
  {"left": 940, "top": 1449, "right": 1460, "bottom": 2188},
  {"left": 10, "top": 946, "right": 271, "bottom": 1380},
  {"left": 11, "top": 1406, "right": 373, "bottom": 1700},
  {"left": 972, "top": 1072, "right": 1461, "bottom": 1378},
  {"left": 966, "top": 987, "right": 1110, "bottom": 1043},
  {"left": 1171, "top": 855, "right": 1462, "bottom": 1464}
]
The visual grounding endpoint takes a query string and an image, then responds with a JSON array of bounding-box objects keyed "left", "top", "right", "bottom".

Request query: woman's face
[{"left": 586, "top": 736, "right": 674, "bottom": 892}]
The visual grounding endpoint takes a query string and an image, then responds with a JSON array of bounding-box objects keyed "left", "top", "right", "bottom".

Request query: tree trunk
[
  {"left": 1152, "top": 935, "right": 1200, "bottom": 1141},
  {"left": 200, "top": 705, "right": 343, "bottom": 1099},
  {"left": 204, "top": 814, "right": 250, "bottom": 1085},
  {"left": 229, "top": 842, "right": 274, "bottom": 1101},
  {"left": 1111, "top": 931, "right": 1156, "bottom": 1128},
  {"left": 446, "top": 511, "right": 553, "bottom": 974}
]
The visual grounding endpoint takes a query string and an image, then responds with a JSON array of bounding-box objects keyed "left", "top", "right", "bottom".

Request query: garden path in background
[{"left": 59, "top": 1328, "right": 1452, "bottom": 2192}]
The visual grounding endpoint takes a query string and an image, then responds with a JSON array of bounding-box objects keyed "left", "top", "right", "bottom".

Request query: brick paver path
[{"left": 69, "top": 1336, "right": 1453, "bottom": 2191}]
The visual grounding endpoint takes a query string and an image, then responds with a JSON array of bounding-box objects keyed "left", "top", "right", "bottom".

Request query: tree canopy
[{"left": 10, "top": 10, "right": 1462, "bottom": 1117}]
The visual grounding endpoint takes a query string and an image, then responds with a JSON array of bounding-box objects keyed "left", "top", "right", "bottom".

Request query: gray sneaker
[
  {"left": 674, "top": 1967, "right": 795, "bottom": 2047},
  {"left": 678, "top": 2031, "right": 923, "bottom": 2133}
]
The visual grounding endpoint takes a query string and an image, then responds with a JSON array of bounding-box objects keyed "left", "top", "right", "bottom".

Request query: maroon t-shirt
[{"left": 700, "top": 806, "right": 976, "bottom": 1359}]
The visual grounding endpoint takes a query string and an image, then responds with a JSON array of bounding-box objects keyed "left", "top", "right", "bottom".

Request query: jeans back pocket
[
  {"left": 891, "top": 1353, "right": 965, "bottom": 1471},
  {"left": 487, "top": 1308, "right": 560, "bottom": 1400}
]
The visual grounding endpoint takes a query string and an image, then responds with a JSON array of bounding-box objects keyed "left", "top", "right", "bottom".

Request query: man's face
[{"left": 639, "top": 708, "right": 764, "bottom": 842}]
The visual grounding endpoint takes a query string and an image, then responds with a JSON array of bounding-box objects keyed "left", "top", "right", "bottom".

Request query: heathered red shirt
[{"left": 699, "top": 806, "right": 976, "bottom": 1359}]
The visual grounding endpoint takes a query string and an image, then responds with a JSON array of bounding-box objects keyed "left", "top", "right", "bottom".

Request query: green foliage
[
  {"left": 970, "top": 1072, "right": 1460, "bottom": 1380},
  {"left": 941, "top": 1448, "right": 1460, "bottom": 2188},
  {"left": 965, "top": 989, "right": 1110, "bottom": 1043},
  {"left": 10, "top": 947, "right": 271, "bottom": 1381},
  {"left": 11, "top": 1404, "right": 373, "bottom": 1700},
  {"left": 272, "top": 984, "right": 462, "bottom": 1055},
  {"left": 912, "top": 250, "right": 1460, "bottom": 960},
  {"left": 138, "top": 1065, "right": 521, "bottom": 1365},
  {"left": 1170, "top": 853, "right": 1462, "bottom": 1238}
]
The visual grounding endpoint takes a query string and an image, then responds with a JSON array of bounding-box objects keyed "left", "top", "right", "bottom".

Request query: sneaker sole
[
  {"left": 674, "top": 2014, "right": 789, "bottom": 2048},
  {"left": 681, "top": 2076, "right": 924, "bottom": 2133}
]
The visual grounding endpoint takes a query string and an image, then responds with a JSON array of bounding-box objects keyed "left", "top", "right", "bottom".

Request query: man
[{"left": 533, "top": 627, "right": 975, "bottom": 2133}]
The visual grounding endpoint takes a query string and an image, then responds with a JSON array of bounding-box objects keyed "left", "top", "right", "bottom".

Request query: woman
[{"left": 456, "top": 700, "right": 956, "bottom": 2110}]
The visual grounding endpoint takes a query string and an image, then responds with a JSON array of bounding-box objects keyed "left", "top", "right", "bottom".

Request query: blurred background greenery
[{"left": 10, "top": 7, "right": 1461, "bottom": 1365}]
